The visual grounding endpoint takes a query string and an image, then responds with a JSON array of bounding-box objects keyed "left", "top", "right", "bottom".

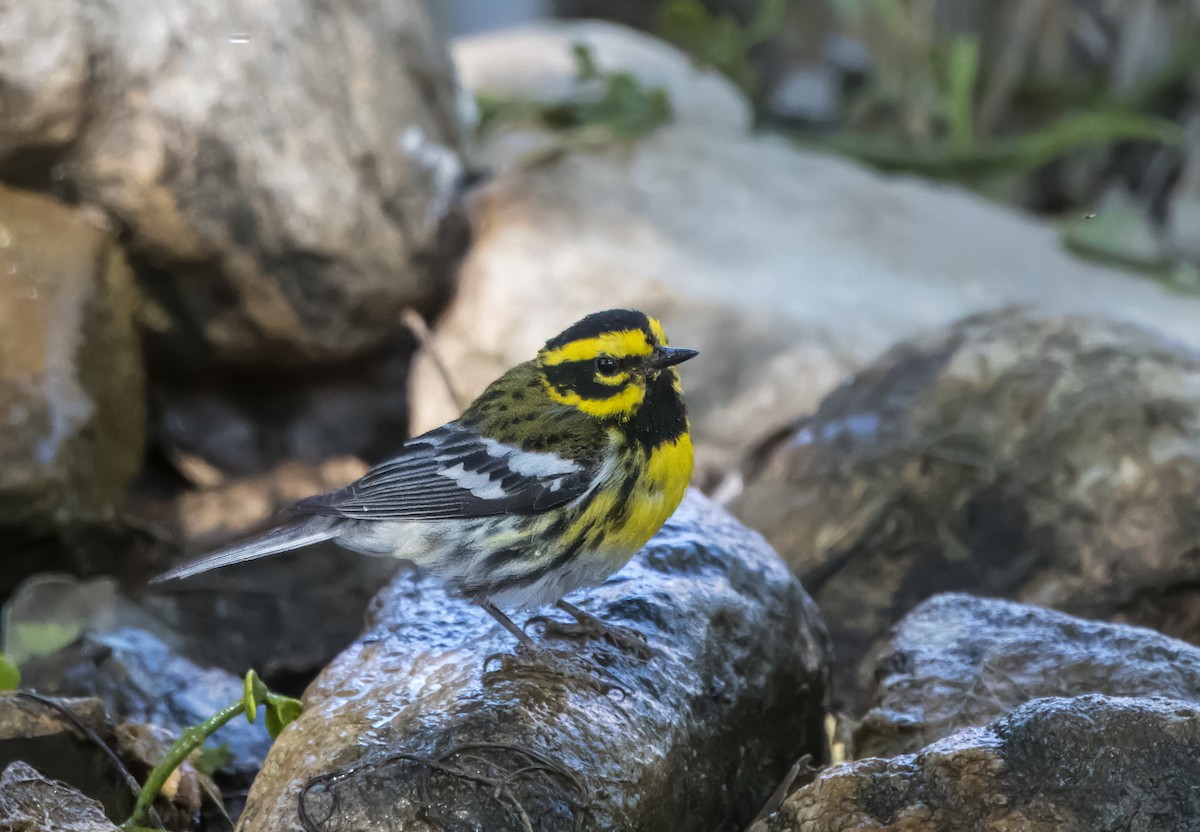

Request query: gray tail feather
[{"left": 150, "top": 517, "right": 339, "bottom": 583}]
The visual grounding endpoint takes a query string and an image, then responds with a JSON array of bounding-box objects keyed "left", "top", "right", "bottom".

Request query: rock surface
[
  {"left": 237, "top": 491, "right": 830, "bottom": 832},
  {"left": 0, "top": 185, "right": 144, "bottom": 598},
  {"left": 412, "top": 22, "right": 1200, "bottom": 484},
  {"left": 0, "top": 186, "right": 143, "bottom": 526},
  {"left": 0, "top": 761, "right": 120, "bottom": 832},
  {"left": 755, "top": 695, "right": 1200, "bottom": 832},
  {"left": 733, "top": 310, "right": 1200, "bottom": 711},
  {"left": 857, "top": 593, "right": 1200, "bottom": 758},
  {"left": 0, "top": 0, "right": 466, "bottom": 367},
  {"left": 0, "top": 695, "right": 133, "bottom": 822},
  {"left": 20, "top": 627, "right": 273, "bottom": 784}
]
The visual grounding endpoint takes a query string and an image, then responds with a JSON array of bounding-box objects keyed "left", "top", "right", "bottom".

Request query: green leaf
[
  {"left": 0, "top": 655, "right": 19, "bottom": 691},
  {"left": 242, "top": 670, "right": 268, "bottom": 723},
  {"left": 1168, "top": 263, "right": 1200, "bottom": 296},
  {"left": 571, "top": 42, "right": 599, "bottom": 83},
  {"left": 1062, "top": 209, "right": 1170, "bottom": 273},
  {"left": 264, "top": 693, "right": 303, "bottom": 740},
  {"left": 192, "top": 744, "right": 235, "bottom": 777},
  {"left": 473, "top": 44, "right": 672, "bottom": 141}
]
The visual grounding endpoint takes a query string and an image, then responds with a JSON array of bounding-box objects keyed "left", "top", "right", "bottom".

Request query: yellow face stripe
[
  {"left": 648, "top": 317, "right": 668, "bottom": 346},
  {"left": 594, "top": 371, "right": 631, "bottom": 387},
  {"left": 542, "top": 376, "right": 645, "bottom": 418},
  {"left": 540, "top": 329, "right": 653, "bottom": 366}
]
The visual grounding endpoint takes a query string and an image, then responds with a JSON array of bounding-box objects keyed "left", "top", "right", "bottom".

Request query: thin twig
[
  {"left": 747, "top": 754, "right": 814, "bottom": 829},
  {"left": 401, "top": 308, "right": 468, "bottom": 413}
]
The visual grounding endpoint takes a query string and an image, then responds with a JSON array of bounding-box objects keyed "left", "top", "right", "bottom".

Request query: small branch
[{"left": 401, "top": 308, "right": 468, "bottom": 413}]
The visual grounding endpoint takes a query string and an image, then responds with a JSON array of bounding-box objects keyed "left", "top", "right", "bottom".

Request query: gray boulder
[
  {"left": 733, "top": 309, "right": 1200, "bottom": 711},
  {"left": 237, "top": 491, "right": 830, "bottom": 832},
  {"left": 0, "top": 0, "right": 467, "bottom": 367},
  {"left": 0, "top": 761, "right": 120, "bottom": 832},
  {"left": 19, "top": 627, "right": 273, "bottom": 786},
  {"left": 756, "top": 695, "right": 1200, "bottom": 832},
  {"left": 857, "top": 593, "right": 1200, "bottom": 758},
  {"left": 0, "top": 695, "right": 132, "bottom": 822}
]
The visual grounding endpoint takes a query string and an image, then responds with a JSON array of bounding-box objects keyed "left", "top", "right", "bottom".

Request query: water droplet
[
  {"left": 229, "top": 32, "right": 251, "bottom": 44},
  {"left": 25, "top": 287, "right": 38, "bottom": 300}
]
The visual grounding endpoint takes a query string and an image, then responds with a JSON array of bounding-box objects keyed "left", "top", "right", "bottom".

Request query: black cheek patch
[{"left": 543, "top": 361, "right": 628, "bottom": 401}]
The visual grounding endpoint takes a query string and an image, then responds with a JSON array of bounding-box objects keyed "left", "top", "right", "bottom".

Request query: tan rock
[{"left": 0, "top": 185, "right": 143, "bottom": 528}]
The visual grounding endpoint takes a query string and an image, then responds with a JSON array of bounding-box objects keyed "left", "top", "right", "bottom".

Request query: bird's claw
[
  {"left": 536, "top": 605, "right": 656, "bottom": 661},
  {"left": 481, "top": 643, "right": 626, "bottom": 698}
]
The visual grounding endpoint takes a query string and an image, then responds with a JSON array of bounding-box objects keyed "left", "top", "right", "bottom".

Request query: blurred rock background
[{"left": 4, "top": 0, "right": 1200, "bottom": 829}]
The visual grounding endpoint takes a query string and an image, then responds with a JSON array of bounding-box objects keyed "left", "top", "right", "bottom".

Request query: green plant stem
[
  {"left": 946, "top": 37, "right": 979, "bottom": 151},
  {"left": 122, "top": 700, "right": 247, "bottom": 830},
  {"left": 802, "top": 111, "right": 1183, "bottom": 181}
]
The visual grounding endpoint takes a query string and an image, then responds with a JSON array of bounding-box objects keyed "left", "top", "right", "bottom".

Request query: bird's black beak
[{"left": 650, "top": 346, "right": 699, "bottom": 369}]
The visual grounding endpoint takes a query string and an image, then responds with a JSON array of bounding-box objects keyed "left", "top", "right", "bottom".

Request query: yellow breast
[{"left": 570, "top": 431, "right": 693, "bottom": 567}]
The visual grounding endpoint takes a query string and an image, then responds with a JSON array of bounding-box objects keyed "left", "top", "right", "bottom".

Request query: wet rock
[
  {"left": 732, "top": 310, "right": 1200, "bottom": 711},
  {"left": 19, "top": 627, "right": 273, "bottom": 785},
  {"left": 0, "top": 0, "right": 466, "bottom": 368},
  {"left": 755, "top": 695, "right": 1200, "bottom": 832},
  {"left": 0, "top": 761, "right": 120, "bottom": 832},
  {"left": 0, "top": 185, "right": 144, "bottom": 597},
  {"left": 857, "top": 593, "right": 1200, "bottom": 758},
  {"left": 237, "top": 491, "right": 830, "bottom": 832},
  {"left": 0, "top": 694, "right": 133, "bottom": 822},
  {"left": 414, "top": 23, "right": 1200, "bottom": 487}
]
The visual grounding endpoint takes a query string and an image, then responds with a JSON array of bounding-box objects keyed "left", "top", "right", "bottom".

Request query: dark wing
[{"left": 289, "top": 422, "right": 596, "bottom": 521}]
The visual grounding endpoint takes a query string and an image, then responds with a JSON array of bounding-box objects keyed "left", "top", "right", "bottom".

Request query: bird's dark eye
[{"left": 596, "top": 356, "right": 620, "bottom": 375}]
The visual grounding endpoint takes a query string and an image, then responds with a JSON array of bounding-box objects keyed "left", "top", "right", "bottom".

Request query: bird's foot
[
  {"left": 482, "top": 643, "right": 625, "bottom": 697},
  {"left": 527, "top": 600, "right": 655, "bottom": 661}
]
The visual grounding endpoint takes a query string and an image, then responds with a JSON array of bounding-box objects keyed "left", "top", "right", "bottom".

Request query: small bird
[{"left": 154, "top": 309, "right": 697, "bottom": 656}]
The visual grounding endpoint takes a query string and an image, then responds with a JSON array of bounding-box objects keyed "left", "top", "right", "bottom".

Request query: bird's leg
[
  {"left": 479, "top": 600, "right": 539, "bottom": 650},
  {"left": 532, "top": 599, "right": 655, "bottom": 660}
]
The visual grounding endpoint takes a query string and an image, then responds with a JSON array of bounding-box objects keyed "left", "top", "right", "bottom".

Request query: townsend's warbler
[{"left": 154, "top": 309, "right": 697, "bottom": 655}]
